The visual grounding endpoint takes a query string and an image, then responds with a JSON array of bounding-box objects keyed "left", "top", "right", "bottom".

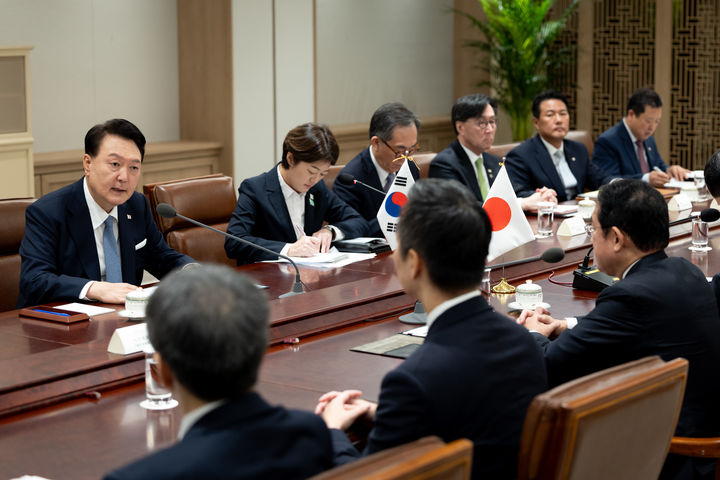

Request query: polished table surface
[{"left": 0, "top": 205, "right": 713, "bottom": 479}]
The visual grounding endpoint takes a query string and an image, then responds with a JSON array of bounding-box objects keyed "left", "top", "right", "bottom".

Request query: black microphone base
[
  {"left": 572, "top": 266, "right": 618, "bottom": 292},
  {"left": 278, "top": 281, "right": 305, "bottom": 298},
  {"left": 398, "top": 301, "right": 427, "bottom": 325}
]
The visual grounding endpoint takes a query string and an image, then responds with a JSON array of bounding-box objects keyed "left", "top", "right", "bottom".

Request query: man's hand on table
[
  {"left": 315, "top": 389, "right": 377, "bottom": 430},
  {"left": 517, "top": 306, "right": 568, "bottom": 339},
  {"left": 87, "top": 281, "right": 141, "bottom": 304}
]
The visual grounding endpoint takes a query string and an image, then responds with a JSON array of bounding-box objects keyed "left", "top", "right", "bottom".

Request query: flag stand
[{"left": 491, "top": 258, "right": 516, "bottom": 294}]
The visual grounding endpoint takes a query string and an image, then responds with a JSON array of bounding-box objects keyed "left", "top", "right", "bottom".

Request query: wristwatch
[{"left": 322, "top": 225, "right": 336, "bottom": 240}]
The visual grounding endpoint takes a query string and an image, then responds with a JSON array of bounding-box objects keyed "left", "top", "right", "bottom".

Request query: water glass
[
  {"left": 537, "top": 202, "right": 555, "bottom": 237},
  {"left": 481, "top": 267, "right": 492, "bottom": 295},
  {"left": 694, "top": 172, "right": 710, "bottom": 201},
  {"left": 140, "top": 349, "right": 178, "bottom": 410},
  {"left": 689, "top": 218, "right": 711, "bottom": 252}
]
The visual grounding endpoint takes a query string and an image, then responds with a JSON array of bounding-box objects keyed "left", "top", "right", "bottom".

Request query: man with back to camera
[
  {"left": 332, "top": 102, "right": 421, "bottom": 237},
  {"left": 702, "top": 150, "right": 720, "bottom": 315},
  {"left": 315, "top": 179, "right": 548, "bottom": 479},
  {"left": 518, "top": 180, "right": 720, "bottom": 479},
  {"left": 429, "top": 93, "right": 557, "bottom": 210},
  {"left": 18, "top": 119, "right": 194, "bottom": 308},
  {"left": 506, "top": 90, "right": 613, "bottom": 201},
  {"left": 592, "top": 87, "right": 690, "bottom": 187},
  {"left": 104, "top": 265, "right": 333, "bottom": 479}
]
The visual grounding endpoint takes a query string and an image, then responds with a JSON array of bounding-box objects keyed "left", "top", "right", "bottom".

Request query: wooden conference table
[{"left": 0, "top": 206, "right": 713, "bottom": 479}]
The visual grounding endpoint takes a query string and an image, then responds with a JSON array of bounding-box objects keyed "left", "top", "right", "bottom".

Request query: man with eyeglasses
[
  {"left": 592, "top": 87, "right": 689, "bottom": 187},
  {"left": 506, "top": 90, "right": 612, "bottom": 203},
  {"left": 429, "top": 94, "right": 552, "bottom": 210},
  {"left": 333, "top": 103, "right": 421, "bottom": 237}
]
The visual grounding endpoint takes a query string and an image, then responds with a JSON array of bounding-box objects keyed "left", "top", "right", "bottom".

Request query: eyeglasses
[
  {"left": 477, "top": 119, "right": 497, "bottom": 129},
  {"left": 381, "top": 139, "right": 420, "bottom": 162}
]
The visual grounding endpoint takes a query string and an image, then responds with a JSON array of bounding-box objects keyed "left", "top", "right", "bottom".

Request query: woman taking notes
[{"left": 225, "top": 123, "right": 367, "bottom": 265}]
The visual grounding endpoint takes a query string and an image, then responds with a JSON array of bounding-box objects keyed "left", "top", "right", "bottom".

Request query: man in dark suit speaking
[
  {"left": 518, "top": 180, "right": 720, "bottom": 479},
  {"left": 18, "top": 119, "right": 193, "bottom": 308},
  {"left": 592, "top": 87, "right": 689, "bottom": 187},
  {"left": 332, "top": 103, "right": 421, "bottom": 237},
  {"left": 506, "top": 90, "right": 613, "bottom": 201},
  {"left": 315, "top": 179, "right": 548, "bottom": 479},
  {"left": 104, "top": 266, "right": 333, "bottom": 479}
]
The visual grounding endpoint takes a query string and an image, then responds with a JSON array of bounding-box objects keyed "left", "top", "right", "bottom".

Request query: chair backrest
[
  {"left": 143, "top": 174, "right": 237, "bottom": 266},
  {"left": 0, "top": 198, "right": 35, "bottom": 312},
  {"left": 324, "top": 164, "right": 344, "bottom": 190},
  {"left": 310, "top": 436, "right": 473, "bottom": 480},
  {"left": 566, "top": 130, "right": 594, "bottom": 158},
  {"left": 518, "top": 356, "right": 688, "bottom": 480},
  {"left": 413, "top": 152, "right": 436, "bottom": 179}
]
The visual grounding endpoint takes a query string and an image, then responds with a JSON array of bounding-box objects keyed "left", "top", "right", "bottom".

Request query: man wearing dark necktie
[
  {"left": 18, "top": 119, "right": 193, "bottom": 308},
  {"left": 593, "top": 87, "right": 689, "bottom": 187}
]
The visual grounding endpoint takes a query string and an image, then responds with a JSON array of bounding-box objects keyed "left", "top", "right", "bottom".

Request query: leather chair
[
  {"left": 324, "top": 165, "right": 343, "bottom": 190},
  {"left": 310, "top": 436, "right": 472, "bottom": 480},
  {"left": 669, "top": 436, "right": 720, "bottom": 478},
  {"left": 488, "top": 141, "right": 521, "bottom": 162},
  {"left": 518, "top": 356, "right": 688, "bottom": 480},
  {"left": 413, "top": 152, "right": 436, "bottom": 179},
  {"left": 0, "top": 198, "right": 35, "bottom": 312},
  {"left": 143, "top": 174, "right": 237, "bottom": 267},
  {"left": 566, "top": 130, "right": 594, "bottom": 158}
]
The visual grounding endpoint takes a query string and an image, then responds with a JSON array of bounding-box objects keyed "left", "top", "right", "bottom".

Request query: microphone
[
  {"left": 700, "top": 208, "right": 720, "bottom": 223},
  {"left": 156, "top": 203, "right": 304, "bottom": 298},
  {"left": 337, "top": 173, "right": 386, "bottom": 197},
  {"left": 488, "top": 247, "right": 565, "bottom": 270}
]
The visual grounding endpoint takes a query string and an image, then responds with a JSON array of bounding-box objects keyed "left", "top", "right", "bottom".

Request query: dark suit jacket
[
  {"left": 428, "top": 140, "right": 502, "bottom": 203},
  {"left": 505, "top": 135, "right": 612, "bottom": 201},
  {"left": 18, "top": 178, "right": 192, "bottom": 308},
  {"left": 331, "top": 295, "right": 548, "bottom": 479},
  {"left": 332, "top": 148, "right": 420, "bottom": 237},
  {"left": 592, "top": 120, "right": 667, "bottom": 179},
  {"left": 225, "top": 166, "right": 367, "bottom": 265},
  {"left": 534, "top": 251, "right": 720, "bottom": 440},
  {"left": 104, "top": 393, "right": 334, "bottom": 480}
]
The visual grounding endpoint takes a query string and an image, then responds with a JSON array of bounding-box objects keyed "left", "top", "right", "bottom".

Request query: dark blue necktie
[{"left": 103, "top": 216, "right": 122, "bottom": 283}]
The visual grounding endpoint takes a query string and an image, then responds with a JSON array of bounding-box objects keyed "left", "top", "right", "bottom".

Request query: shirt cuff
[
  {"left": 80, "top": 281, "right": 94, "bottom": 300},
  {"left": 327, "top": 225, "right": 345, "bottom": 241},
  {"left": 565, "top": 317, "right": 578, "bottom": 329},
  {"left": 280, "top": 243, "right": 291, "bottom": 257},
  {"left": 641, "top": 172, "right": 650, "bottom": 183}
]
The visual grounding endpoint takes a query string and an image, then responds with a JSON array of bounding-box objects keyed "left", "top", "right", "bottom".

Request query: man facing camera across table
[
  {"left": 104, "top": 265, "right": 333, "bottom": 480},
  {"left": 315, "top": 179, "right": 548, "bottom": 479},
  {"left": 505, "top": 90, "right": 613, "bottom": 202},
  {"left": 430, "top": 93, "right": 555, "bottom": 210},
  {"left": 332, "top": 102, "right": 421, "bottom": 237},
  {"left": 592, "top": 87, "right": 689, "bottom": 187},
  {"left": 518, "top": 180, "right": 720, "bottom": 480},
  {"left": 225, "top": 123, "right": 367, "bottom": 265},
  {"left": 18, "top": 119, "right": 194, "bottom": 308}
]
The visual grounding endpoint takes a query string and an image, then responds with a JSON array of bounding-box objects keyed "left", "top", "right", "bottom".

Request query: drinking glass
[
  {"left": 140, "top": 348, "right": 178, "bottom": 410},
  {"left": 537, "top": 202, "right": 555, "bottom": 237}
]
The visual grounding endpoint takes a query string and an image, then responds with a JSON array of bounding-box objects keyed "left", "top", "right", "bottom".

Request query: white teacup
[
  {"left": 515, "top": 280, "right": 543, "bottom": 309},
  {"left": 125, "top": 289, "right": 152, "bottom": 318},
  {"left": 577, "top": 199, "right": 595, "bottom": 220}
]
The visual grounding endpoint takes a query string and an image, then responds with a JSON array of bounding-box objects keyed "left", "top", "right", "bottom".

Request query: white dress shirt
[
  {"left": 80, "top": 177, "right": 120, "bottom": 299},
  {"left": 369, "top": 146, "right": 394, "bottom": 189},
  {"left": 539, "top": 136, "right": 577, "bottom": 199}
]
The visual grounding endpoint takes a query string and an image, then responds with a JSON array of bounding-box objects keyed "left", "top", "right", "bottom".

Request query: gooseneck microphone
[
  {"left": 337, "top": 173, "right": 386, "bottom": 197},
  {"left": 156, "top": 203, "right": 304, "bottom": 298},
  {"left": 700, "top": 208, "right": 720, "bottom": 223},
  {"left": 488, "top": 247, "right": 565, "bottom": 270}
]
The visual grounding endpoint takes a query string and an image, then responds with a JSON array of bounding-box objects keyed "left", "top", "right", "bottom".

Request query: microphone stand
[{"left": 164, "top": 208, "right": 304, "bottom": 298}]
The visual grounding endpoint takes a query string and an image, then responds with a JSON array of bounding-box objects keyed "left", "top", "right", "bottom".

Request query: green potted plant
[{"left": 457, "top": 0, "right": 580, "bottom": 141}]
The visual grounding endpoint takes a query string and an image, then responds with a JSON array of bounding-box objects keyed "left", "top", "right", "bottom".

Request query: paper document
[
  {"left": 56, "top": 302, "right": 115, "bottom": 316},
  {"left": 663, "top": 179, "right": 693, "bottom": 189},
  {"left": 337, "top": 237, "right": 387, "bottom": 245},
  {"left": 402, "top": 325, "right": 428, "bottom": 338}
]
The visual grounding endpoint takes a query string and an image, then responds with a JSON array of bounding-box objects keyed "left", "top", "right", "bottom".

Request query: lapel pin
[
  {"left": 308, "top": 193, "right": 315, "bottom": 207},
  {"left": 571, "top": 157, "right": 576, "bottom": 162},
  {"left": 127, "top": 214, "right": 132, "bottom": 220}
]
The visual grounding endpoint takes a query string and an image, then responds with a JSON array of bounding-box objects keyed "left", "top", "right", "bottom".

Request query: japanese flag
[
  {"left": 483, "top": 165, "right": 535, "bottom": 261},
  {"left": 376, "top": 159, "right": 415, "bottom": 250}
]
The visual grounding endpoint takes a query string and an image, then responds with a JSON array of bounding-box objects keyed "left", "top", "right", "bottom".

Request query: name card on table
[
  {"left": 557, "top": 215, "right": 587, "bottom": 237},
  {"left": 107, "top": 323, "right": 150, "bottom": 355},
  {"left": 667, "top": 194, "right": 692, "bottom": 212}
]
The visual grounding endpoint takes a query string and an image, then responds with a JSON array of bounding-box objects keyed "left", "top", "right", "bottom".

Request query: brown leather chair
[
  {"left": 143, "top": 174, "right": 237, "bottom": 267},
  {"left": 518, "top": 356, "right": 688, "bottom": 480},
  {"left": 488, "top": 141, "right": 521, "bottom": 162},
  {"left": 669, "top": 436, "right": 720, "bottom": 478},
  {"left": 413, "top": 152, "right": 436, "bottom": 179},
  {"left": 324, "top": 164, "right": 343, "bottom": 190},
  {"left": 310, "top": 436, "right": 472, "bottom": 480},
  {"left": 566, "top": 130, "right": 594, "bottom": 158},
  {"left": 0, "top": 198, "right": 35, "bottom": 312}
]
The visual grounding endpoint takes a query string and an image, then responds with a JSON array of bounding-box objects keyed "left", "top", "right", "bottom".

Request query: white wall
[
  {"left": 315, "top": 0, "right": 455, "bottom": 125},
  {"left": 0, "top": 0, "right": 179, "bottom": 152}
]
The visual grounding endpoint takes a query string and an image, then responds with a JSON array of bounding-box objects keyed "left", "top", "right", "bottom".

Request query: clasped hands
[
  {"left": 520, "top": 187, "right": 558, "bottom": 211},
  {"left": 287, "top": 227, "right": 334, "bottom": 257},
  {"left": 314, "top": 389, "right": 377, "bottom": 430},
  {"left": 516, "top": 306, "right": 568, "bottom": 339}
]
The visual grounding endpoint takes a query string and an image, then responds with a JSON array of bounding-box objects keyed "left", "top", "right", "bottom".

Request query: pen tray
[{"left": 19, "top": 306, "right": 90, "bottom": 324}]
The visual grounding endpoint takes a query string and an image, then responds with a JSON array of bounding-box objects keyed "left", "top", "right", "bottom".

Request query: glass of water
[
  {"left": 694, "top": 171, "right": 710, "bottom": 201},
  {"left": 536, "top": 202, "right": 555, "bottom": 237},
  {"left": 140, "top": 348, "right": 178, "bottom": 410},
  {"left": 689, "top": 218, "right": 711, "bottom": 252}
]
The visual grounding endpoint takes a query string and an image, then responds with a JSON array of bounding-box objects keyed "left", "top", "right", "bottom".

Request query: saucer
[
  {"left": 507, "top": 301, "right": 551, "bottom": 312},
  {"left": 117, "top": 309, "right": 145, "bottom": 320}
]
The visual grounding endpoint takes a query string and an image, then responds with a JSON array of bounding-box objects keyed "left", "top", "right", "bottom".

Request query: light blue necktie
[{"left": 103, "top": 216, "right": 122, "bottom": 283}]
